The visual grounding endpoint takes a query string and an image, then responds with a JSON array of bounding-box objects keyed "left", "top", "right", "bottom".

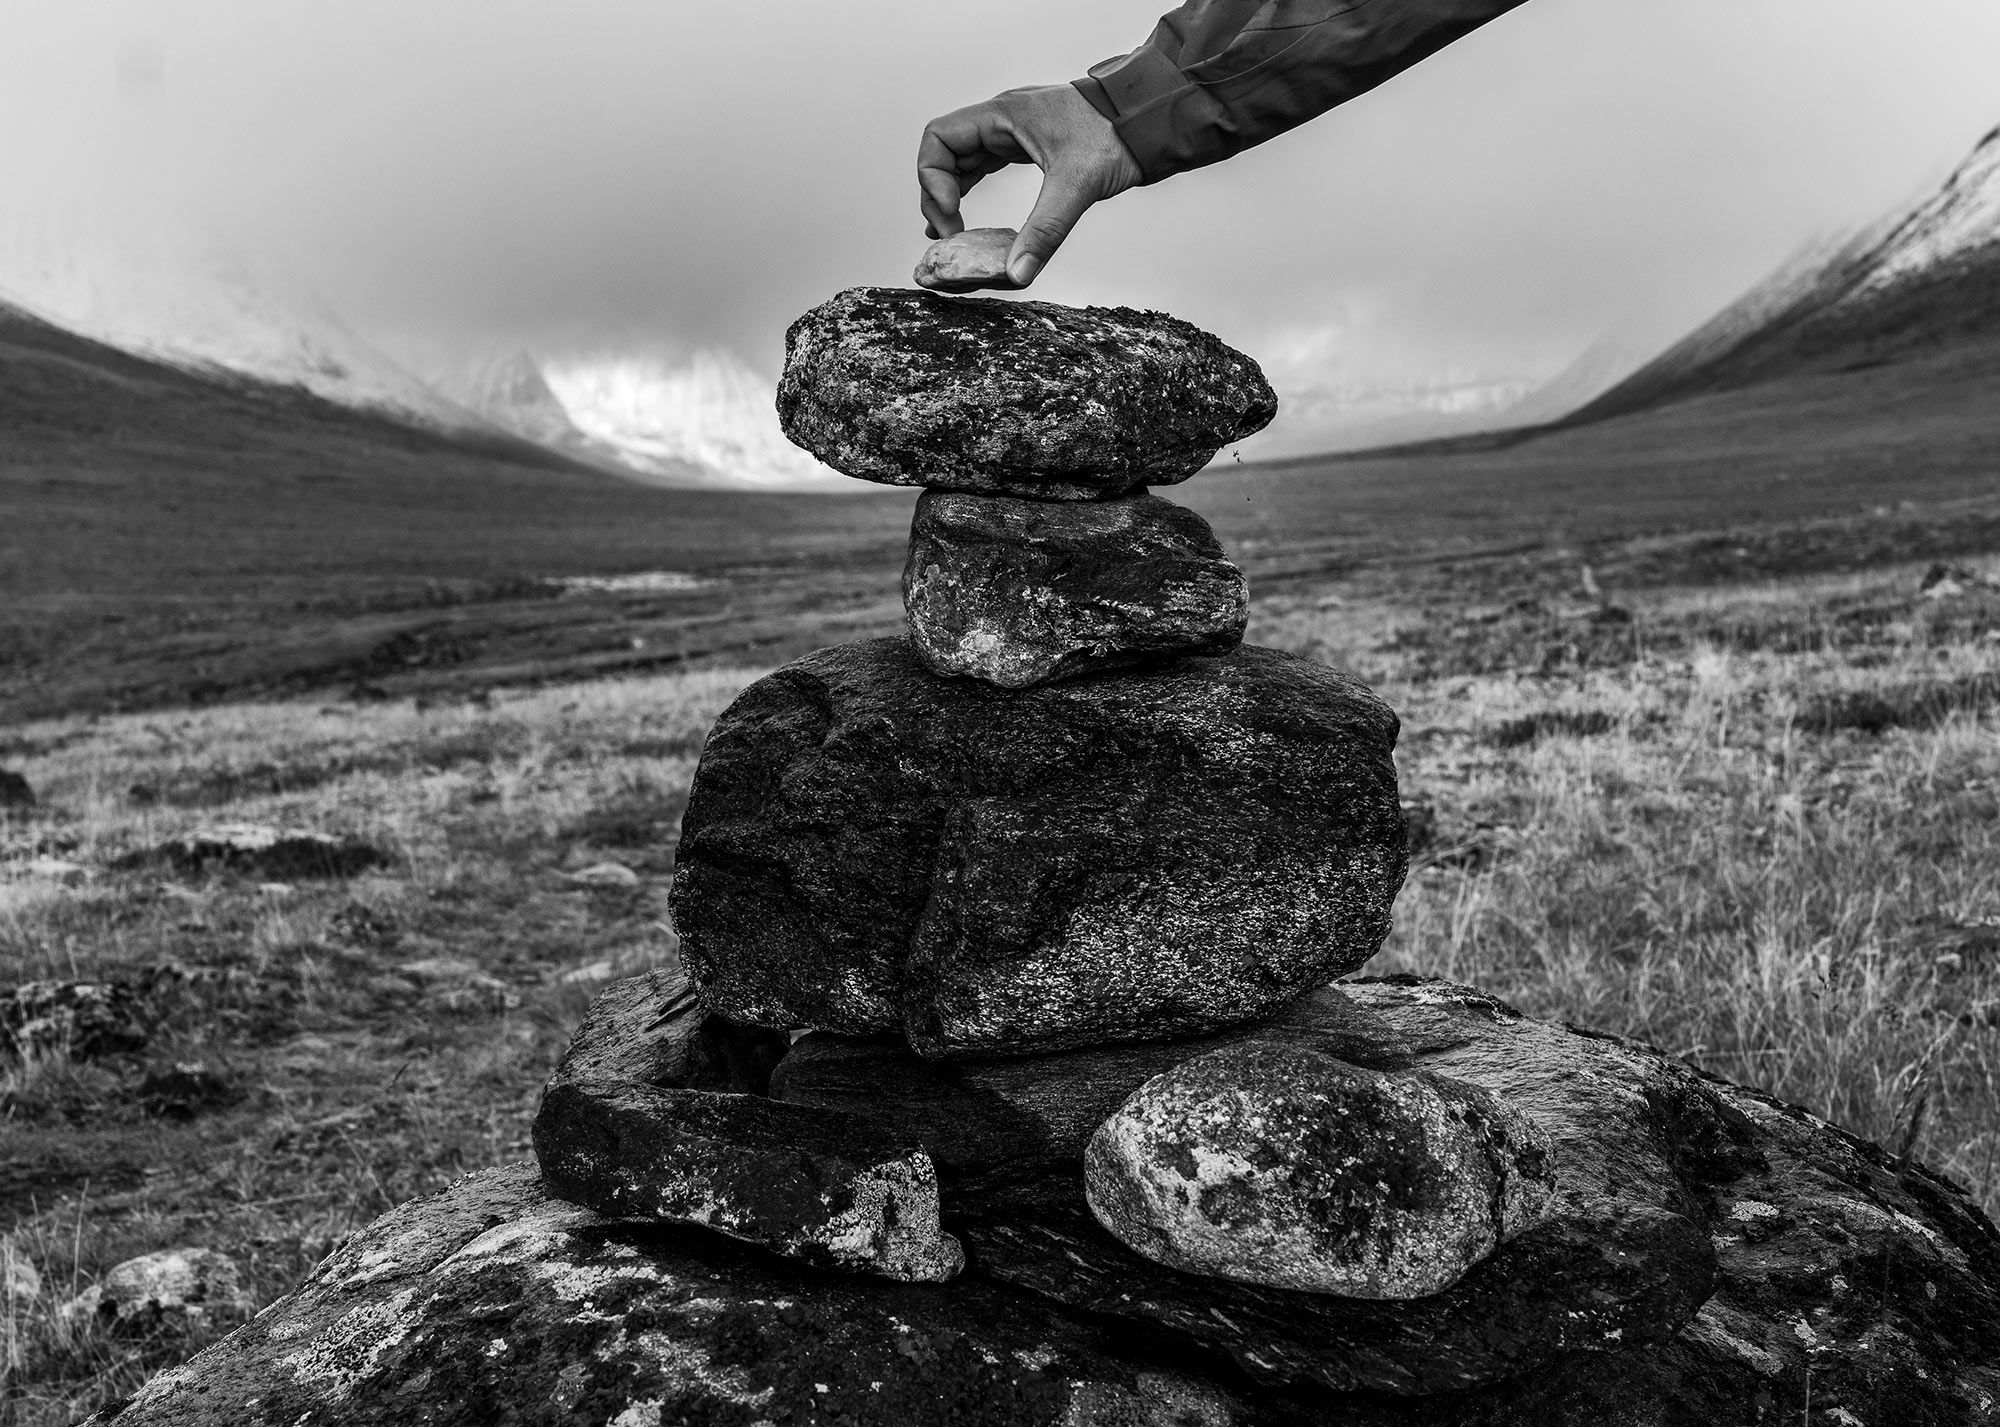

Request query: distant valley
[{"left": 5, "top": 121, "right": 2000, "bottom": 721}]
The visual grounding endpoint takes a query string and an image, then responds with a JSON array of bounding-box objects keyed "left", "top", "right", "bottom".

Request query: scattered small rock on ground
[
  {"left": 0, "top": 980, "right": 149, "bottom": 1060},
  {"left": 138, "top": 1062, "right": 242, "bottom": 1121},
  {"left": 0, "top": 768, "right": 34, "bottom": 809},
  {"left": 65, "top": 1247, "right": 253, "bottom": 1336},
  {"left": 113, "top": 824, "right": 391, "bottom": 880}
]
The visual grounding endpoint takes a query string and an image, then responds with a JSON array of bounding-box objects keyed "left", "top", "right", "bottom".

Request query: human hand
[{"left": 918, "top": 84, "right": 1144, "bottom": 288}]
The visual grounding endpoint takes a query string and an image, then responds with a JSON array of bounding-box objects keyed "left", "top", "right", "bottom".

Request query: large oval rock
[
  {"left": 669, "top": 638, "right": 1405, "bottom": 1058},
  {"left": 777, "top": 287, "right": 1277, "bottom": 499},
  {"left": 1083, "top": 1043, "right": 1557, "bottom": 1298},
  {"left": 904, "top": 488, "right": 1248, "bottom": 687}
]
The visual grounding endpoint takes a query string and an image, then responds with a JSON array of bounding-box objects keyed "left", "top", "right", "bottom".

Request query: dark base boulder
[
  {"left": 669, "top": 638, "right": 1406, "bottom": 1058},
  {"left": 91, "top": 980, "right": 2000, "bottom": 1426},
  {"left": 87, "top": 1164, "right": 1256, "bottom": 1427},
  {"left": 903, "top": 489, "right": 1248, "bottom": 688},
  {"left": 776, "top": 288, "right": 1277, "bottom": 499}
]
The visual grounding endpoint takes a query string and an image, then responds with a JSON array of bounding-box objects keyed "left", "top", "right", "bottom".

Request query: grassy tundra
[{"left": 4, "top": 553, "right": 1999, "bottom": 1424}]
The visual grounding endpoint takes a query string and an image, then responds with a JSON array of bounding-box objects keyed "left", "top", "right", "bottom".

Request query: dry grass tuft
[{"left": 1, "top": 667, "right": 755, "bottom": 1424}]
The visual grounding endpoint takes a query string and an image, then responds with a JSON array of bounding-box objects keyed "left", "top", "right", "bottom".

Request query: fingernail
[{"left": 1010, "top": 254, "right": 1042, "bottom": 286}]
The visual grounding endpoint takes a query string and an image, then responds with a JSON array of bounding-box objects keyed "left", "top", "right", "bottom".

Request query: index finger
[{"left": 918, "top": 127, "right": 968, "bottom": 239}]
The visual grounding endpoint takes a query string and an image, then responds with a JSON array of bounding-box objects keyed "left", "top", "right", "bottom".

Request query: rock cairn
[
  {"left": 544, "top": 292, "right": 1679, "bottom": 1368},
  {"left": 88, "top": 291, "right": 2000, "bottom": 1427}
]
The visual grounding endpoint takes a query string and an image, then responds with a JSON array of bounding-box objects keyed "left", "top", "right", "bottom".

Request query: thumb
[{"left": 1009, "top": 173, "right": 1093, "bottom": 287}]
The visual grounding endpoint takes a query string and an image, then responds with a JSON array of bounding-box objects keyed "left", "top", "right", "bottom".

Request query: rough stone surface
[
  {"left": 87, "top": 1163, "right": 1257, "bottom": 1427},
  {"left": 541, "top": 966, "right": 790, "bottom": 1098},
  {"left": 771, "top": 985, "right": 1417, "bottom": 1184},
  {"left": 967, "top": 1183, "right": 1710, "bottom": 1399},
  {"left": 670, "top": 638, "right": 1405, "bottom": 1057},
  {"left": 0, "top": 979, "right": 148, "bottom": 1060},
  {"left": 535, "top": 1078, "right": 963, "bottom": 1282},
  {"left": 86, "top": 979, "right": 2000, "bottom": 1423},
  {"left": 913, "top": 227, "right": 1021, "bottom": 293},
  {"left": 66, "top": 1248, "right": 252, "bottom": 1336},
  {"left": 959, "top": 977, "right": 2000, "bottom": 1406},
  {"left": 904, "top": 488, "right": 1248, "bottom": 687},
  {"left": 86, "top": 985, "right": 2000, "bottom": 1425},
  {"left": 1083, "top": 1044, "right": 1557, "bottom": 1298},
  {"left": 777, "top": 287, "right": 1277, "bottom": 499},
  {"left": 0, "top": 768, "right": 34, "bottom": 809}
]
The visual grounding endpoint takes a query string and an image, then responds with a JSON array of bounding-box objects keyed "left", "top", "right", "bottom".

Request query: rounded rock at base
[{"left": 1083, "top": 1043, "right": 1558, "bottom": 1298}]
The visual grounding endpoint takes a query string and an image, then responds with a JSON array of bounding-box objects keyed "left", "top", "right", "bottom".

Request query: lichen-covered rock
[
  {"left": 87, "top": 1163, "right": 1257, "bottom": 1427},
  {"left": 83, "top": 987, "right": 2000, "bottom": 1426},
  {"left": 0, "top": 979, "right": 148, "bottom": 1060},
  {"left": 904, "top": 489, "right": 1248, "bottom": 687},
  {"left": 65, "top": 1248, "right": 253, "bottom": 1336},
  {"left": 541, "top": 966, "right": 790, "bottom": 1098},
  {"left": 1083, "top": 1044, "right": 1557, "bottom": 1298},
  {"left": 669, "top": 638, "right": 1405, "bottom": 1058},
  {"left": 777, "top": 287, "right": 1277, "bottom": 499},
  {"left": 968, "top": 1184, "right": 1710, "bottom": 1399},
  {"left": 772, "top": 985, "right": 1417, "bottom": 1184},
  {"left": 535, "top": 1078, "right": 963, "bottom": 1283},
  {"left": 914, "top": 227, "right": 1021, "bottom": 293}
]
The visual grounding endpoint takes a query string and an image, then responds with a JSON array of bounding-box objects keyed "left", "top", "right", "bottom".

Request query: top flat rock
[
  {"left": 777, "top": 287, "right": 1277, "bottom": 499},
  {"left": 914, "top": 228, "right": 1023, "bottom": 293}
]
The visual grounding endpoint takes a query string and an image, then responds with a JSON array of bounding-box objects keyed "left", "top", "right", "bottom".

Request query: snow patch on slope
[
  {"left": 0, "top": 213, "right": 488, "bottom": 432},
  {"left": 542, "top": 350, "right": 852, "bottom": 490},
  {"left": 1854, "top": 125, "right": 2000, "bottom": 294}
]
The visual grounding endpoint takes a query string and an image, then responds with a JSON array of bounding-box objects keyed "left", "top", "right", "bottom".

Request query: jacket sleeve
[{"left": 1073, "top": 0, "right": 1530, "bottom": 184}]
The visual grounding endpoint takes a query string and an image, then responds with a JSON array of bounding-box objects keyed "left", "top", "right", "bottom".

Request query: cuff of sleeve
[
  {"left": 1078, "top": 46, "right": 1233, "bottom": 185},
  {"left": 1071, "top": 74, "right": 1118, "bottom": 124}
]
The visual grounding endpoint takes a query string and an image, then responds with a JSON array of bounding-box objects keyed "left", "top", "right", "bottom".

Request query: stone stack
[
  {"left": 538, "top": 290, "right": 1679, "bottom": 1369},
  {"left": 90, "top": 293, "right": 2000, "bottom": 1427}
]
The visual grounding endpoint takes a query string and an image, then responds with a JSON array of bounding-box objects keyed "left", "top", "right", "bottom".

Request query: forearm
[{"left": 1074, "top": 0, "right": 1530, "bottom": 183}]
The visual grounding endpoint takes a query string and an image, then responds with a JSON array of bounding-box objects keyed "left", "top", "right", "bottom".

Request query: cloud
[{"left": 3, "top": 0, "right": 1998, "bottom": 436}]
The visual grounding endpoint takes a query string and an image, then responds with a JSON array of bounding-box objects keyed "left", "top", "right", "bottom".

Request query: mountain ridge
[{"left": 1573, "top": 123, "right": 2000, "bottom": 424}]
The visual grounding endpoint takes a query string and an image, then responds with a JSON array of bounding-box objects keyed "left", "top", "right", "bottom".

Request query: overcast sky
[{"left": 5, "top": 0, "right": 2000, "bottom": 394}]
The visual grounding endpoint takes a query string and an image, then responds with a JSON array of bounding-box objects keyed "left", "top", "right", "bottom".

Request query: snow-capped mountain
[
  {"left": 0, "top": 211, "right": 859, "bottom": 489},
  {"left": 541, "top": 349, "right": 851, "bottom": 490},
  {"left": 433, "top": 348, "right": 586, "bottom": 450},
  {"left": 1852, "top": 124, "right": 2000, "bottom": 296},
  {"left": 0, "top": 213, "right": 494, "bottom": 434},
  {"left": 1578, "top": 123, "right": 2000, "bottom": 422}
]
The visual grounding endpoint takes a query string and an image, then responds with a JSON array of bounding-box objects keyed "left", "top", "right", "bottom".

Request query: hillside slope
[
  {"left": 1576, "top": 125, "right": 2000, "bottom": 422},
  {"left": 0, "top": 298, "right": 915, "bottom": 716}
]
